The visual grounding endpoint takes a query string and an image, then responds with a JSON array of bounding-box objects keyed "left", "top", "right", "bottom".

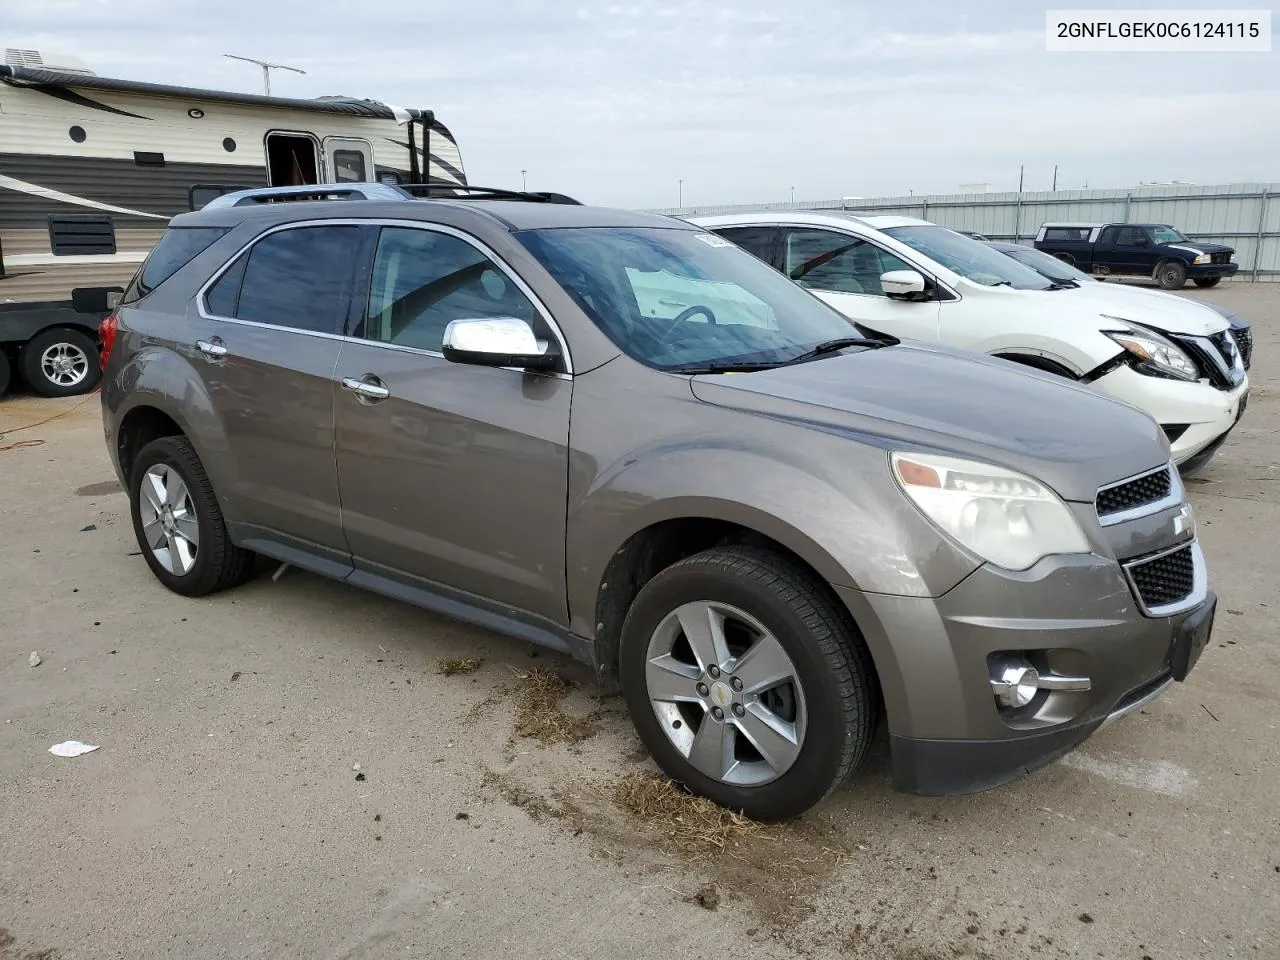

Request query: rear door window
[
  {"left": 712, "top": 226, "right": 779, "bottom": 265},
  {"left": 219, "top": 226, "right": 362, "bottom": 334}
]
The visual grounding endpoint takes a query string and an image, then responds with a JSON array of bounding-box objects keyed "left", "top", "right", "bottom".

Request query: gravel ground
[{"left": 1, "top": 283, "right": 1277, "bottom": 960}]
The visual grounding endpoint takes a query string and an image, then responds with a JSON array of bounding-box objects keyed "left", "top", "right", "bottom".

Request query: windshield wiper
[
  {"left": 783, "top": 337, "right": 889, "bottom": 365},
  {"left": 1046, "top": 279, "right": 1079, "bottom": 290},
  {"left": 666, "top": 360, "right": 783, "bottom": 375}
]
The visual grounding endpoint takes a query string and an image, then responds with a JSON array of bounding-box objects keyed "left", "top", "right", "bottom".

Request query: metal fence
[{"left": 646, "top": 182, "right": 1280, "bottom": 281}]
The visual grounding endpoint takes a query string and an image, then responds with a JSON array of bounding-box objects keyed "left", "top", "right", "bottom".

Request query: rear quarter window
[{"left": 121, "top": 226, "right": 228, "bottom": 303}]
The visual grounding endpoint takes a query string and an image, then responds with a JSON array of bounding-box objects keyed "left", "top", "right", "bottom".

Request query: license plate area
[{"left": 1170, "top": 595, "right": 1216, "bottom": 681}]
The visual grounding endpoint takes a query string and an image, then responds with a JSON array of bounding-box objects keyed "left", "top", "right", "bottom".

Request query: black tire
[
  {"left": 129, "top": 436, "right": 255, "bottom": 597},
  {"left": 0, "top": 349, "right": 11, "bottom": 398},
  {"left": 1053, "top": 252, "right": 1076, "bottom": 265},
  {"left": 19, "top": 327, "right": 101, "bottom": 397},
  {"left": 1155, "top": 260, "right": 1188, "bottom": 290},
  {"left": 1193, "top": 277, "right": 1221, "bottom": 288},
  {"left": 619, "top": 545, "right": 877, "bottom": 821}
]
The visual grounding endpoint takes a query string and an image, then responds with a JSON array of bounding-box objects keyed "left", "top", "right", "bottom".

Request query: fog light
[{"left": 992, "top": 663, "right": 1040, "bottom": 707}]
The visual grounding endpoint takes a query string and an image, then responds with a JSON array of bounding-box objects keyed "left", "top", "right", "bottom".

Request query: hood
[
  {"left": 1049, "top": 282, "right": 1229, "bottom": 335},
  {"left": 689, "top": 342, "right": 1168, "bottom": 503},
  {"left": 1161, "top": 241, "right": 1233, "bottom": 256}
]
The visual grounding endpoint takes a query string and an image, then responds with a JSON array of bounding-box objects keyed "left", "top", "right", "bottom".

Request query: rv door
[{"left": 323, "top": 138, "right": 375, "bottom": 184}]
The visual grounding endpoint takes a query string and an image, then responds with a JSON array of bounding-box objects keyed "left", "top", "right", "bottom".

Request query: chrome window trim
[
  {"left": 1095, "top": 461, "right": 1182, "bottom": 527},
  {"left": 195, "top": 217, "right": 575, "bottom": 375},
  {"left": 1122, "top": 540, "right": 1207, "bottom": 618}
]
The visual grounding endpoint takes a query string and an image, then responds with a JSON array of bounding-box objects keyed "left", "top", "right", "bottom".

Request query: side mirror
[
  {"left": 441, "top": 317, "right": 558, "bottom": 370},
  {"left": 881, "top": 270, "right": 927, "bottom": 300}
]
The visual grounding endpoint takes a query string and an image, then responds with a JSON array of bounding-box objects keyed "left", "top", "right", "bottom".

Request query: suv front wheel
[
  {"left": 620, "top": 546, "right": 877, "bottom": 820},
  {"left": 129, "top": 436, "right": 255, "bottom": 596}
]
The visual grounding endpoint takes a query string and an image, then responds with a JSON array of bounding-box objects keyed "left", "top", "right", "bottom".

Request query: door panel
[
  {"left": 194, "top": 224, "right": 363, "bottom": 554},
  {"left": 323, "top": 137, "right": 375, "bottom": 184},
  {"left": 333, "top": 224, "right": 571, "bottom": 623},
  {"left": 334, "top": 348, "right": 571, "bottom": 623}
]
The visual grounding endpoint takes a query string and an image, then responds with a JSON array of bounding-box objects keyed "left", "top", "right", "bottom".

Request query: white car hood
[{"left": 1051, "top": 282, "right": 1228, "bottom": 335}]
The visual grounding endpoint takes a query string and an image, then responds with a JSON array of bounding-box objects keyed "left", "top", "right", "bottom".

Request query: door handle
[
  {"left": 341, "top": 376, "right": 390, "bottom": 401},
  {"left": 195, "top": 338, "right": 227, "bottom": 359}
]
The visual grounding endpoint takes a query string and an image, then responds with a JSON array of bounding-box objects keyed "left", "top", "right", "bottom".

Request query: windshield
[
  {"left": 1150, "top": 225, "right": 1190, "bottom": 244},
  {"left": 998, "top": 244, "right": 1096, "bottom": 283},
  {"left": 517, "top": 226, "right": 870, "bottom": 371},
  {"left": 881, "top": 226, "right": 1052, "bottom": 290}
]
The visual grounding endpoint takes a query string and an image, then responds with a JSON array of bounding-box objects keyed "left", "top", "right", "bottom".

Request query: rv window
[
  {"left": 189, "top": 184, "right": 257, "bottom": 211},
  {"left": 332, "top": 150, "right": 368, "bottom": 183},
  {"left": 48, "top": 215, "right": 116, "bottom": 256},
  {"left": 125, "top": 227, "right": 228, "bottom": 302}
]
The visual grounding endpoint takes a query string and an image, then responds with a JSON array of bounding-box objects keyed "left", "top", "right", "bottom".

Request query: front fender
[{"left": 565, "top": 438, "right": 979, "bottom": 640}]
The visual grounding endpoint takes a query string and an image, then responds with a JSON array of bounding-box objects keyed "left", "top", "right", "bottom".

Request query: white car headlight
[
  {"left": 1193, "top": 253, "right": 1210, "bottom": 264},
  {"left": 891, "top": 452, "right": 1090, "bottom": 571},
  {"left": 1103, "top": 326, "right": 1199, "bottom": 381}
]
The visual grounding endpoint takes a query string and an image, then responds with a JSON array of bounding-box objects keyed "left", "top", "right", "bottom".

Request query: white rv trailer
[{"left": 0, "top": 47, "right": 466, "bottom": 397}]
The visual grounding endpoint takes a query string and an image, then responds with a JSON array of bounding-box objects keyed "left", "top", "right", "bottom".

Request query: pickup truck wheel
[
  {"left": 619, "top": 545, "right": 876, "bottom": 821},
  {"left": 129, "top": 436, "right": 256, "bottom": 597},
  {"left": 1155, "top": 260, "right": 1188, "bottom": 290},
  {"left": 1193, "top": 277, "right": 1221, "bottom": 288},
  {"left": 19, "top": 327, "right": 102, "bottom": 397},
  {"left": 1052, "top": 252, "right": 1076, "bottom": 265}
]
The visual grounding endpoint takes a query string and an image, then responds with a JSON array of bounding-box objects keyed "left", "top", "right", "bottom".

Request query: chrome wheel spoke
[
  {"left": 732, "top": 632, "right": 796, "bottom": 695},
  {"left": 142, "top": 515, "right": 167, "bottom": 550},
  {"left": 165, "top": 475, "right": 191, "bottom": 511},
  {"left": 174, "top": 514, "right": 200, "bottom": 546},
  {"left": 645, "top": 654, "right": 702, "bottom": 704},
  {"left": 675, "top": 602, "right": 731, "bottom": 672},
  {"left": 734, "top": 703, "right": 802, "bottom": 775},
  {"left": 144, "top": 472, "right": 168, "bottom": 514},
  {"left": 687, "top": 715, "right": 735, "bottom": 780}
]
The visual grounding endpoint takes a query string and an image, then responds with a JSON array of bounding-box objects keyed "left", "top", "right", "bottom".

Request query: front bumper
[
  {"left": 835, "top": 549, "right": 1215, "bottom": 796},
  {"left": 1091, "top": 364, "right": 1248, "bottom": 463},
  {"left": 1188, "top": 262, "right": 1238, "bottom": 279}
]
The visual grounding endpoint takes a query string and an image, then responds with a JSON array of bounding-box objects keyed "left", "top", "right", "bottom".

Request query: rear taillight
[{"left": 99, "top": 312, "right": 118, "bottom": 371}]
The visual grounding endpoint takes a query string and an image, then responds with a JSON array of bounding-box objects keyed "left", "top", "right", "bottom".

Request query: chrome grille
[
  {"left": 1096, "top": 465, "right": 1174, "bottom": 521},
  {"left": 1125, "top": 544, "right": 1196, "bottom": 611}
]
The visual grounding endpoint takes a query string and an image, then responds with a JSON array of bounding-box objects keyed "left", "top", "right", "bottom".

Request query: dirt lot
[{"left": 2, "top": 283, "right": 1278, "bottom": 960}]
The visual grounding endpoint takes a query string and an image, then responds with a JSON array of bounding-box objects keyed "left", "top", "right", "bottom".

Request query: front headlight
[
  {"left": 1103, "top": 326, "right": 1199, "bottom": 381},
  {"left": 890, "top": 452, "right": 1090, "bottom": 571},
  {"left": 1193, "top": 253, "right": 1210, "bottom": 264}
]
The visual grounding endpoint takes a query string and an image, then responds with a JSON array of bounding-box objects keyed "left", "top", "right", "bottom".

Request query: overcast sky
[{"left": 7, "top": 0, "right": 1278, "bottom": 208}]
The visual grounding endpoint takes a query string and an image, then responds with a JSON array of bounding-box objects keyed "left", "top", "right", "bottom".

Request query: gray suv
[{"left": 100, "top": 183, "right": 1215, "bottom": 821}]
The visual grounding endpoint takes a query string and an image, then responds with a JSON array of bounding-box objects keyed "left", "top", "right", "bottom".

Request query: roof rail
[
  {"left": 398, "top": 183, "right": 582, "bottom": 205},
  {"left": 202, "top": 182, "right": 411, "bottom": 209}
]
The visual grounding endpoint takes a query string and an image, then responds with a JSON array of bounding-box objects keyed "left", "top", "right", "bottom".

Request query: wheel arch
[{"left": 587, "top": 509, "right": 882, "bottom": 698}]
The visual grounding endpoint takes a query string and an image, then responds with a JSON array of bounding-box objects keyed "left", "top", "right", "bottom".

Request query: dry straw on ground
[
  {"left": 435, "top": 657, "right": 483, "bottom": 676},
  {"left": 511, "top": 666, "right": 599, "bottom": 744},
  {"left": 609, "top": 771, "right": 766, "bottom": 853}
]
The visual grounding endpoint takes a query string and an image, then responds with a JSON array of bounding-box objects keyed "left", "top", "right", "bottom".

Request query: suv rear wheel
[
  {"left": 129, "top": 436, "right": 255, "bottom": 596},
  {"left": 619, "top": 545, "right": 876, "bottom": 820}
]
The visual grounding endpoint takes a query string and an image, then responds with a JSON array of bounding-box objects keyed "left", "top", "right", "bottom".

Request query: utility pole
[
  {"left": 1052, "top": 165, "right": 1059, "bottom": 191},
  {"left": 521, "top": 169, "right": 527, "bottom": 191},
  {"left": 223, "top": 54, "right": 305, "bottom": 96},
  {"left": 790, "top": 186, "right": 795, "bottom": 204},
  {"left": 678, "top": 179, "right": 683, "bottom": 208},
  {"left": 1018, "top": 165, "right": 1025, "bottom": 193}
]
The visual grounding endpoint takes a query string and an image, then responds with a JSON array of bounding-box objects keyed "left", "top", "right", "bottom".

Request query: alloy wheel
[
  {"left": 39, "top": 342, "right": 90, "bottom": 388},
  {"left": 644, "top": 600, "right": 807, "bottom": 786},
  {"left": 138, "top": 464, "right": 200, "bottom": 575}
]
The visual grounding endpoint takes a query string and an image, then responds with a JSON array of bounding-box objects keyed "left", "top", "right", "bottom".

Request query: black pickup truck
[{"left": 1033, "top": 222, "right": 1238, "bottom": 290}]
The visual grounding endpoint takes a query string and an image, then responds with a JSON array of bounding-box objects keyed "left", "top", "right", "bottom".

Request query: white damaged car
[{"left": 691, "top": 212, "right": 1248, "bottom": 472}]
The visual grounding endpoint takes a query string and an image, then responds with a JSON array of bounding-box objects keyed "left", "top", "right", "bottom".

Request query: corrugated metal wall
[{"left": 647, "top": 182, "right": 1280, "bottom": 281}]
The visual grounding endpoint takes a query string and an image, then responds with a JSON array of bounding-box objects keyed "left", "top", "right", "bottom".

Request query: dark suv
[{"left": 100, "top": 184, "right": 1215, "bottom": 820}]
